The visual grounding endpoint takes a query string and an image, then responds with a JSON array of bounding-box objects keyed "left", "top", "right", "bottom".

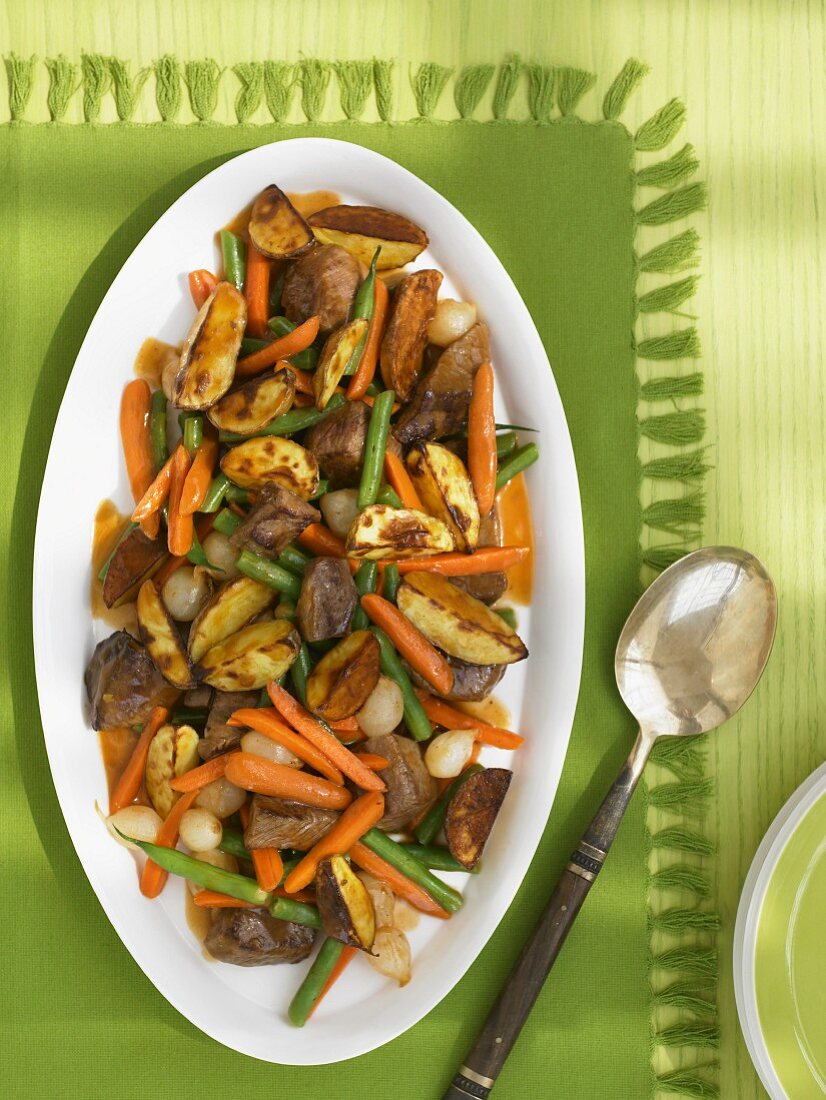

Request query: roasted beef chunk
[
  {"left": 85, "top": 631, "right": 180, "bottom": 730},
  {"left": 205, "top": 908, "right": 315, "bottom": 966},
  {"left": 409, "top": 655, "right": 505, "bottom": 702},
  {"left": 362, "top": 733, "right": 437, "bottom": 830},
  {"left": 281, "top": 244, "right": 360, "bottom": 333},
  {"left": 229, "top": 484, "right": 320, "bottom": 560},
  {"left": 198, "top": 689, "right": 259, "bottom": 760},
  {"left": 394, "top": 323, "right": 491, "bottom": 445},
  {"left": 296, "top": 557, "right": 357, "bottom": 642},
  {"left": 305, "top": 400, "right": 401, "bottom": 489},
  {"left": 244, "top": 795, "right": 340, "bottom": 850},
  {"left": 450, "top": 506, "right": 507, "bottom": 605}
]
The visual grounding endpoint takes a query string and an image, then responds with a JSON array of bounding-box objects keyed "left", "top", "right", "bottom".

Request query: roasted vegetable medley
[{"left": 89, "top": 184, "right": 539, "bottom": 1024}]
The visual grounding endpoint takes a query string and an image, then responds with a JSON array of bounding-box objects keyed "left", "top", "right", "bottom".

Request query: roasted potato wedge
[
  {"left": 379, "top": 269, "right": 442, "bottom": 400},
  {"left": 407, "top": 442, "right": 480, "bottom": 551},
  {"left": 444, "top": 767, "right": 512, "bottom": 870},
  {"left": 172, "top": 282, "right": 246, "bottom": 410},
  {"left": 197, "top": 619, "right": 300, "bottom": 691},
  {"left": 206, "top": 370, "right": 295, "bottom": 435},
  {"left": 188, "top": 576, "right": 276, "bottom": 663},
  {"left": 102, "top": 527, "right": 166, "bottom": 608},
  {"left": 220, "top": 436, "right": 320, "bottom": 498},
  {"left": 145, "top": 723, "right": 200, "bottom": 818},
  {"left": 397, "top": 571, "right": 528, "bottom": 664},
  {"left": 249, "top": 184, "right": 315, "bottom": 260},
  {"left": 305, "top": 629, "right": 381, "bottom": 720},
  {"left": 308, "top": 205, "right": 428, "bottom": 271},
  {"left": 136, "top": 579, "right": 195, "bottom": 688},
  {"left": 345, "top": 504, "right": 456, "bottom": 560},
  {"left": 313, "top": 317, "right": 369, "bottom": 410},
  {"left": 316, "top": 854, "right": 376, "bottom": 951}
]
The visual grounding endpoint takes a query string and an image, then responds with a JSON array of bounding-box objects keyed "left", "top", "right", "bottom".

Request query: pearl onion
[{"left": 424, "top": 728, "right": 475, "bottom": 779}]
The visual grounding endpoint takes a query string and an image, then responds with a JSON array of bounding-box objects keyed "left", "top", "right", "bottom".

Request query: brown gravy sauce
[
  {"left": 133, "top": 337, "right": 179, "bottom": 389},
  {"left": 496, "top": 473, "right": 534, "bottom": 605},
  {"left": 455, "top": 696, "right": 511, "bottom": 730},
  {"left": 91, "top": 500, "right": 138, "bottom": 632},
  {"left": 184, "top": 890, "right": 216, "bottom": 960}
]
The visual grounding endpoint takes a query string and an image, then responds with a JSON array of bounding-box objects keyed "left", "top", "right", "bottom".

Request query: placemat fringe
[
  {"left": 653, "top": 980, "right": 716, "bottom": 1014},
  {"left": 656, "top": 1066, "right": 720, "bottom": 1098},
  {"left": 411, "top": 61, "right": 454, "bottom": 119},
  {"left": 640, "top": 374, "right": 704, "bottom": 400},
  {"left": 232, "top": 62, "right": 264, "bottom": 124},
  {"left": 299, "top": 59, "right": 332, "bottom": 123},
  {"left": 107, "top": 58, "right": 149, "bottom": 122},
  {"left": 45, "top": 55, "right": 78, "bottom": 122},
  {"left": 334, "top": 60, "right": 374, "bottom": 120},
  {"left": 526, "top": 62, "right": 555, "bottom": 121},
  {"left": 153, "top": 55, "right": 182, "bottom": 122},
  {"left": 4, "top": 52, "right": 35, "bottom": 121},
  {"left": 372, "top": 59, "right": 394, "bottom": 121},
  {"left": 638, "top": 229, "right": 701, "bottom": 274},
  {"left": 263, "top": 61, "right": 296, "bottom": 123},
  {"left": 651, "top": 867, "right": 711, "bottom": 897},
  {"left": 556, "top": 66, "right": 596, "bottom": 116},
  {"left": 637, "top": 144, "right": 699, "bottom": 189},
  {"left": 652, "top": 948, "right": 718, "bottom": 977},
  {"left": 184, "top": 59, "right": 223, "bottom": 122},
  {"left": 492, "top": 55, "right": 522, "bottom": 120},
  {"left": 81, "top": 53, "right": 109, "bottom": 123},
  {"left": 649, "top": 828, "right": 715, "bottom": 858},
  {"left": 454, "top": 64, "right": 496, "bottom": 119}
]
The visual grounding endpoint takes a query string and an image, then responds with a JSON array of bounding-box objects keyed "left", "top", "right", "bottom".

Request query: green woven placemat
[{"left": 1, "top": 58, "right": 709, "bottom": 1099}]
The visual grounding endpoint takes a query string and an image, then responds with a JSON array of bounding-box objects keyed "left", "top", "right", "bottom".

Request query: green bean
[
  {"left": 219, "top": 827, "right": 252, "bottom": 862},
  {"left": 495, "top": 422, "right": 538, "bottom": 433},
  {"left": 182, "top": 414, "right": 203, "bottom": 457},
  {"left": 97, "top": 522, "right": 138, "bottom": 583},
  {"left": 495, "top": 442, "right": 539, "bottom": 490},
  {"left": 278, "top": 545, "right": 310, "bottom": 577},
  {"left": 375, "top": 484, "right": 403, "bottom": 508},
  {"left": 241, "top": 336, "right": 269, "bottom": 357},
  {"left": 199, "top": 473, "right": 231, "bottom": 513},
  {"left": 150, "top": 390, "right": 168, "bottom": 472},
  {"left": 401, "top": 843, "right": 480, "bottom": 874},
  {"left": 495, "top": 607, "right": 518, "bottom": 630},
  {"left": 220, "top": 229, "right": 246, "bottom": 292},
  {"left": 415, "top": 765, "right": 484, "bottom": 846},
  {"left": 115, "top": 830, "right": 269, "bottom": 904},
  {"left": 218, "top": 393, "right": 345, "bottom": 443},
  {"left": 344, "top": 248, "right": 379, "bottom": 375},
  {"left": 352, "top": 561, "right": 379, "bottom": 630},
  {"left": 288, "top": 938, "right": 345, "bottom": 1027},
  {"left": 370, "top": 627, "right": 432, "bottom": 741},
  {"left": 309, "top": 478, "right": 331, "bottom": 501},
  {"left": 382, "top": 563, "right": 401, "bottom": 604},
  {"left": 268, "top": 316, "right": 319, "bottom": 372},
  {"left": 360, "top": 828, "right": 463, "bottom": 913},
  {"left": 279, "top": 854, "right": 304, "bottom": 884},
  {"left": 290, "top": 643, "right": 313, "bottom": 704},
  {"left": 358, "top": 390, "right": 396, "bottom": 508},
  {"left": 495, "top": 431, "right": 518, "bottom": 459},
  {"left": 269, "top": 896, "right": 322, "bottom": 930},
  {"left": 364, "top": 380, "right": 382, "bottom": 397},
  {"left": 213, "top": 508, "right": 243, "bottom": 537},
  {"left": 225, "top": 483, "right": 251, "bottom": 505},
  {"left": 236, "top": 549, "right": 302, "bottom": 600},
  {"left": 169, "top": 707, "right": 209, "bottom": 727}
]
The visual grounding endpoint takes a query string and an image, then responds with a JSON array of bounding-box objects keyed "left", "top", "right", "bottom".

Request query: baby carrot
[
  {"left": 193, "top": 889, "right": 255, "bottom": 909},
  {"left": 139, "top": 789, "right": 199, "bottom": 898},
  {"left": 244, "top": 242, "right": 271, "bottom": 339},
  {"left": 188, "top": 269, "right": 218, "bottom": 309},
  {"left": 349, "top": 842, "right": 450, "bottom": 918},
  {"left": 108, "top": 707, "right": 169, "bottom": 814},
  {"left": 354, "top": 753, "right": 390, "bottom": 771},
  {"left": 225, "top": 752, "right": 353, "bottom": 810},
  {"left": 346, "top": 275, "right": 389, "bottom": 399},
  {"left": 360, "top": 593, "right": 453, "bottom": 695},
  {"left": 169, "top": 753, "right": 229, "bottom": 792},
  {"left": 416, "top": 693, "right": 525, "bottom": 749},
  {"left": 131, "top": 451, "right": 174, "bottom": 522},
  {"left": 392, "top": 546, "right": 530, "bottom": 576},
  {"left": 167, "top": 444, "right": 194, "bottom": 557},
  {"left": 383, "top": 451, "right": 423, "bottom": 511},
  {"left": 235, "top": 316, "right": 320, "bottom": 380},
  {"left": 307, "top": 946, "right": 357, "bottom": 1019},
  {"left": 283, "top": 791, "right": 385, "bottom": 893},
  {"left": 468, "top": 362, "right": 496, "bottom": 516},
  {"left": 228, "top": 708, "right": 344, "bottom": 785},
  {"left": 120, "top": 379, "right": 159, "bottom": 539},
  {"left": 179, "top": 432, "right": 219, "bottom": 516},
  {"left": 239, "top": 801, "right": 283, "bottom": 893}
]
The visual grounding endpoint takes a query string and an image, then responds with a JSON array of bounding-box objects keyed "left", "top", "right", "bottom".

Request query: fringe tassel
[
  {"left": 639, "top": 411, "right": 705, "bottom": 445},
  {"left": 640, "top": 373, "right": 704, "bottom": 400},
  {"left": 654, "top": 1022, "right": 719, "bottom": 1049},
  {"left": 653, "top": 980, "right": 716, "bottom": 1014},
  {"left": 4, "top": 53, "right": 36, "bottom": 121},
  {"left": 652, "top": 908, "right": 720, "bottom": 934},
  {"left": 602, "top": 58, "right": 649, "bottom": 120},
  {"left": 647, "top": 778, "right": 713, "bottom": 812},
  {"left": 154, "top": 56, "right": 182, "bottom": 122},
  {"left": 642, "top": 450, "right": 710, "bottom": 483},
  {"left": 492, "top": 56, "right": 521, "bottom": 120},
  {"left": 45, "top": 56, "right": 77, "bottom": 122},
  {"left": 454, "top": 64, "right": 495, "bottom": 119},
  {"left": 637, "top": 328, "right": 702, "bottom": 361},
  {"left": 335, "top": 60, "right": 373, "bottom": 120},
  {"left": 638, "top": 229, "right": 701, "bottom": 274},
  {"left": 299, "top": 60, "right": 331, "bottom": 122},
  {"left": 411, "top": 62, "right": 453, "bottom": 118},
  {"left": 637, "top": 143, "right": 699, "bottom": 189},
  {"left": 263, "top": 62, "right": 294, "bottom": 123},
  {"left": 635, "top": 97, "right": 686, "bottom": 151},
  {"left": 185, "top": 60, "right": 222, "bottom": 122},
  {"left": 637, "top": 275, "right": 699, "bottom": 314},
  {"left": 652, "top": 948, "right": 718, "bottom": 977},
  {"left": 526, "top": 63, "right": 554, "bottom": 121},
  {"left": 637, "top": 183, "right": 708, "bottom": 227},
  {"left": 233, "top": 62, "right": 263, "bottom": 123},
  {"left": 81, "top": 53, "right": 109, "bottom": 123},
  {"left": 649, "top": 737, "right": 705, "bottom": 780},
  {"left": 642, "top": 544, "right": 688, "bottom": 572},
  {"left": 651, "top": 866, "right": 711, "bottom": 896},
  {"left": 656, "top": 1067, "right": 720, "bottom": 1098},
  {"left": 373, "top": 59, "right": 394, "bottom": 122},
  {"left": 556, "top": 67, "right": 595, "bottom": 116},
  {"left": 108, "top": 58, "right": 148, "bottom": 122},
  {"left": 650, "top": 827, "right": 715, "bottom": 857}
]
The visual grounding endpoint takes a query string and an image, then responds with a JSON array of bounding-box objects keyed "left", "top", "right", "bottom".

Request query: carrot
[
  {"left": 383, "top": 451, "right": 423, "bottom": 511},
  {"left": 193, "top": 889, "right": 255, "bottom": 909},
  {"left": 131, "top": 450, "right": 174, "bottom": 523},
  {"left": 284, "top": 791, "right": 385, "bottom": 892},
  {"left": 228, "top": 708, "right": 344, "bottom": 785},
  {"left": 307, "top": 945, "right": 357, "bottom": 1019},
  {"left": 467, "top": 740, "right": 482, "bottom": 766},
  {"left": 167, "top": 444, "right": 194, "bottom": 557},
  {"left": 180, "top": 432, "right": 219, "bottom": 516},
  {"left": 188, "top": 269, "right": 217, "bottom": 309},
  {"left": 239, "top": 802, "right": 283, "bottom": 893},
  {"left": 152, "top": 515, "right": 215, "bottom": 589},
  {"left": 272, "top": 886, "right": 316, "bottom": 903},
  {"left": 169, "top": 753, "right": 229, "bottom": 792},
  {"left": 290, "top": 365, "right": 315, "bottom": 395},
  {"left": 140, "top": 788, "right": 199, "bottom": 898},
  {"left": 360, "top": 593, "right": 454, "bottom": 694},
  {"left": 225, "top": 752, "right": 353, "bottom": 810},
  {"left": 467, "top": 362, "right": 496, "bottom": 516},
  {"left": 329, "top": 716, "right": 360, "bottom": 734},
  {"left": 354, "top": 753, "right": 390, "bottom": 771},
  {"left": 349, "top": 842, "right": 450, "bottom": 918},
  {"left": 109, "top": 707, "right": 169, "bottom": 814},
  {"left": 120, "top": 379, "right": 159, "bottom": 539},
  {"left": 267, "top": 683, "right": 386, "bottom": 793},
  {"left": 392, "top": 546, "right": 530, "bottom": 576},
  {"left": 297, "top": 523, "right": 347, "bottom": 558},
  {"left": 244, "top": 242, "right": 270, "bottom": 339},
  {"left": 234, "top": 315, "right": 320, "bottom": 379},
  {"left": 417, "top": 693, "right": 525, "bottom": 749},
  {"left": 346, "top": 276, "right": 389, "bottom": 399}
]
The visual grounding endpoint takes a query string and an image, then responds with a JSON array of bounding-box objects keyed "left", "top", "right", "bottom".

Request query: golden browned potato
[
  {"left": 248, "top": 184, "right": 315, "bottom": 260},
  {"left": 444, "top": 767, "right": 512, "bottom": 869},
  {"left": 188, "top": 576, "right": 276, "bottom": 663},
  {"left": 305, "top": 630, "right": 381, "bottom": 720},
  {"left": 206, "top": 370, "right": 295, "bottom": 435},
  {"left": 313, "top": 318, "right": 369, "bottom": 410},
  {"left": 102, "top": 527, "right": 166, "bottom": 608},
  {"left": 345, "top": 504, "right": 455, "bottom": 560},
  {"left": 379, "top": 269, "right": 442, "bottom": 400},
  {"left": 316, "top": 854, "right": 376, "bottom": 951},
  {"left": 172, "top": 282, "right": 246, "bottom": 410},
  {"left": 308, "top": 205, "right": 428, "bottom": 270},
  {"left": 397, "top": 571, "right": 528, "bottom": 665},
  {"left": 197, "top": 619, "right": 300, "bottom": 690},
  {"left": 136, "top": 579, "right": 195, "bottom": 688},
  {"left": 406, "top": 442, "right": 480, "bottom": 551},
  {"left": 220, "top": 436, "right": 320, "bottom": 498},
  {"left": 145, "top": 724, "right": 200, "bottom": 818}
]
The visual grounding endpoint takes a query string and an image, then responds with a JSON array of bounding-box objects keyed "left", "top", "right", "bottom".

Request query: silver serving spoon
[{"left": 444, "top": 546, "right": 777, "bottom": 1100}]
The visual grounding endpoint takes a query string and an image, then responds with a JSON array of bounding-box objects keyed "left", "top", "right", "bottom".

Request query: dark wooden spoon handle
[{"left": 442, "top": 728, "right": 655, "bottom": 1099}]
